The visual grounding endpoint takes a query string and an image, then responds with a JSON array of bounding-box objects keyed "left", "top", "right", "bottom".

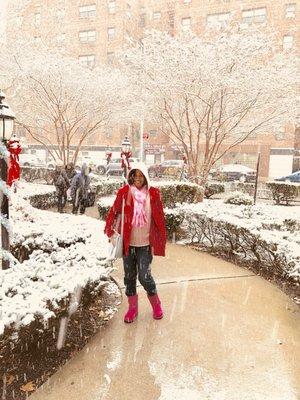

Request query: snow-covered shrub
[
  {"left": 90, "top": 176, "right": 122, "bottom": 197},
  {"left": 18, "top": 183, "right": 57, "bottom": 209},
  {"left": 97, "top": 182, "right": 204, "bottom": 220},
  {"left": 155, "top": 181, "right": 204, "bottom": 207},
  {"left": 99, "top": 180, "right": 204, "bottom": 206},
  {"left": 236, "top": 182, "right": 255, "bottom": 196},
  {"left": 204, "top": 182, "right": 225, "bottom": 198},
  {"left": 224, "top": 191, "right": 253, "bottom": 205},
  {"left": 0, "top": 192, "right": 117, "bottom": 342},
  {"left": 26, "top": 191, "right": 58, "bottom": 209},
  {"left": 266, "top": 182, "right": 300, "bottom": 205},
  {"left": 177, "top": 201, "right": 300, "bottom": 290},
  {"left": 21, "top": 166, "right": 54, "bottom": 184},
  {"left": 164, "top": 208, "right": 185, "bottom": 239},
  {"left": 97, "top": 196, "right": 114, "bottom": 220}
]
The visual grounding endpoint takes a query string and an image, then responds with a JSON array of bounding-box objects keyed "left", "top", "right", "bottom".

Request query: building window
[
  {"left": 56, "top": 9, "right": 66, "bottom": 20},
  {"left": 242, "top": 8, "right": 267, "bottom": 24},
  {"left": 139, "top": 13, "right": 146, "bottom": 27},
  {"left": 79, "top": 54, "right": 95, "bottom": 68},
  {"left": 138, "top": 38, "right": 144, "bottom": 50},
  {"left": 168, "top": 10, "right": 175, "bottom": 28},
  {"left": 125, "top": 30, "right": 132, "bottom": 42},
  {"left": 79, "top": 4, "right": 96, "bottom": 18},
  {"left": 153, "top": 11, "right": 161, "bottom": 20},
  {"left": 126, "top": 3, "right": 131, "bottom": 18},
  {"left": 149, "top": 130, "right": 157, "bottom": 137},
  {"left": 108, "top": 1, "right": 116, "bottom": 14},
  {"left": 181, "top": 17, "right": 191, "bottom": 31},
  {"left": 285, "top": 3, "right": 296, "bottom": 18},
  {"left": 56, "top": 33, "right": 66, "bottom": 43},
  {"left": 107, "top": 51, "right": 114, "bottom": 64},
  {"left": 207, "top": 12, "right": 230, "bottom": 28},
  {"left": 34, "top": 13, "right": 41, "bottom": 26},
  {"left": 283, "top": 35, "right": 294, "bottom": 49},
  {"left": 275, "top": 128, "right": 285, "bottom": 140},
  {"left": 15, "top": 16, "right": 23, "bottom": 27},
  {"left": 79, "top": 30, "right": 96, "bottom": 43},
  {"left": 108, "top": 27, "right": 116, "bottom": 40}
]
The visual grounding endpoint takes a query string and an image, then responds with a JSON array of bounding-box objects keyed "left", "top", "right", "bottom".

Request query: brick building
[{"left": 4, "top": 0, "right": 299, "bottom": 177}]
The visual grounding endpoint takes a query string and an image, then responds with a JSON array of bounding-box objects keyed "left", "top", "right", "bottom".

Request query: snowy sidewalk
[{"left": 30, "top": 244, "right": 300, "bottom": 400}]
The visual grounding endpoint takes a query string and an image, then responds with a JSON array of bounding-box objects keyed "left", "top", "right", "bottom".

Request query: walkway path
[{"left": 30, "top": 244, "right": 300, "bottom": 400}]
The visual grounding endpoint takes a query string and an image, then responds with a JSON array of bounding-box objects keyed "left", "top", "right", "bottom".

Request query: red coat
[{"left": 104, "top": 184, "right": 167, "bottom": 257}]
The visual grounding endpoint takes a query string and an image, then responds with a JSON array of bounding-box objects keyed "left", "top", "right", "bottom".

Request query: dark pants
[
  {"left": 57, "top": 192, "right": 67, "bottom": 213},
  {"left": 72, "top": 195, "right": 86, "bottom": 215},
  {"left": 123, "top": 246, "right": 157, "bottom": 297}
]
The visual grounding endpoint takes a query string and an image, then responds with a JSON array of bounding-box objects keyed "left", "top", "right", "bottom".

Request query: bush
[
  {"left": 97, "top": 196, "right": 113, "bottom": 220},
  {"left": 224, "top": 191, "right": 253, "bottom": 205},
  {"left": 266, "top": 182, "right": 300, "bottom": 205},
  {"left": 21, "top": 166, "right": 54, "bottom": 184},
  {"left": 204, "top": 182, "right": 225, "bottom": 198},
  {"left": 2, "top": 195, "right": 117, "bottom": 350},
  {"left": 235, "top": 182, "right": 255, "bottom": 196},
  {"left": 97, "top": 182, "right": 204, "bottom": 220},
  {"left": 26, "top": 191, "right": 57, "bottom": 209},
  {"left": 179, "top": 202, "right": 300, "bottom": 289},
  {"left": 90, "top": 177, "right": 122, "bottom": 197},
  {"left": 156, "top": 181, "right": 204, "bottom": 207},
  {"left": 164, "top": 208, "right": 185, "bottom": 239}
]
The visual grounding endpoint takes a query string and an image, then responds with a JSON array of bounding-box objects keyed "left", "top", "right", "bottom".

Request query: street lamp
[
  {"left": 0, "top": 90, "right": 16, "bottom": 270},
  {"left": 121, "top": 136, "right": 132, "bottom": 180}
]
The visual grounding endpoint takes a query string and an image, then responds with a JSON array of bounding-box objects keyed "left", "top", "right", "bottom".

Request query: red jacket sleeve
[
  {"left": 104, "top": 188, "right": 124, "bottom": 238},
  {"left": 154, "top": 188, "right": 167, "bottom": 242}
]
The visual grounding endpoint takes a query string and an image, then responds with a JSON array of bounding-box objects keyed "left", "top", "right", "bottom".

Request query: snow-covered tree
[
  {"left": 123, "top": 28, "right": 299, "bottom": 184},
  {"left": 0, "top": 39, "right": 128, "bottom": 165}
]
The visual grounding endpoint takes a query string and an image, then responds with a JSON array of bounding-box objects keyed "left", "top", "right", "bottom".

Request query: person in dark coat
[
  {"left": 52, "top": 160, "right": 70, "bottom": 213},
  {"left": 104, "top": 162, "right": 166, "bottom": 323},
  {"left": 65, "top": 162, "right": 77, "bottom": 182},
  {"left": 65, "top": 162, "right": 77, "bottom": 201},
  {"left": 70, "top": 163, "right": 91, "bottom": 215}
]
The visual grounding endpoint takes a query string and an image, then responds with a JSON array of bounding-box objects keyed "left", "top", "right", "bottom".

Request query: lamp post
[
  {"left": 121, "top": 136, "right": 132, "bottom": 180},
  {"left": 0, "top": 90, "right": 16, "bottom": 270}
]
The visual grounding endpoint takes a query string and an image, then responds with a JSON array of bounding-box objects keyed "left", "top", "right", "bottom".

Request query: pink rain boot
[
  {"left": 147, "top": 294, "right": 163, "bottom": 320},
  {"left": 124, "top": 294, "right": 138, "bottom": 323}
]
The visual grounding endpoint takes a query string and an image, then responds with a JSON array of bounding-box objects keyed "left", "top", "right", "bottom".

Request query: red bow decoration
[
  {"left": 121, "top": 151, "right": 132, "bottom": 170},
  {"left": 7, "top": 136, "right": 22, "bottom": 187}
]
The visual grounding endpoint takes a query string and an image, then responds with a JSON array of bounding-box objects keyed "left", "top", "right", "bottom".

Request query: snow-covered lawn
[{"left": 0, "top": 184, "right": 113, "bottom": 337}]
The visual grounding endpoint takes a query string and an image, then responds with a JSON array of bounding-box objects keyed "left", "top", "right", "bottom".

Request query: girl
[{"left": 104, "top": 163, "right": 166, "bottom": 323}]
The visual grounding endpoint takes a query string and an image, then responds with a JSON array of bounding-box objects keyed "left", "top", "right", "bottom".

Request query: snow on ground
[{"left": 0, "top": 183, "right": 112, "bottom": 336}]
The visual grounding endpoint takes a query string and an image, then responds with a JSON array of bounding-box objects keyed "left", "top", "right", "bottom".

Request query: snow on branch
[{"left": 122, "top": 28, "right": 299, "bottom": 183}]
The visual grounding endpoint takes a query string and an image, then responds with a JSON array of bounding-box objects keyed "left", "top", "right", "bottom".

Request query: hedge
[
  {"left": 266, "top": 182, "right": 300, "bottom": 205},
  {"left": 155, "top": 181, "right": 203, "bottom": 207},
  {"left": 224, "top": 191, "right": 253, "bottom": 205},
  {"left": 204, "top": 182, "right": 225, "bottom": 198},
  {"left": 165, "top": 202, "right": 300, "bottom": 296},
  {"left": 97, "top": 181, "right": 204, "bottom": 226}
]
